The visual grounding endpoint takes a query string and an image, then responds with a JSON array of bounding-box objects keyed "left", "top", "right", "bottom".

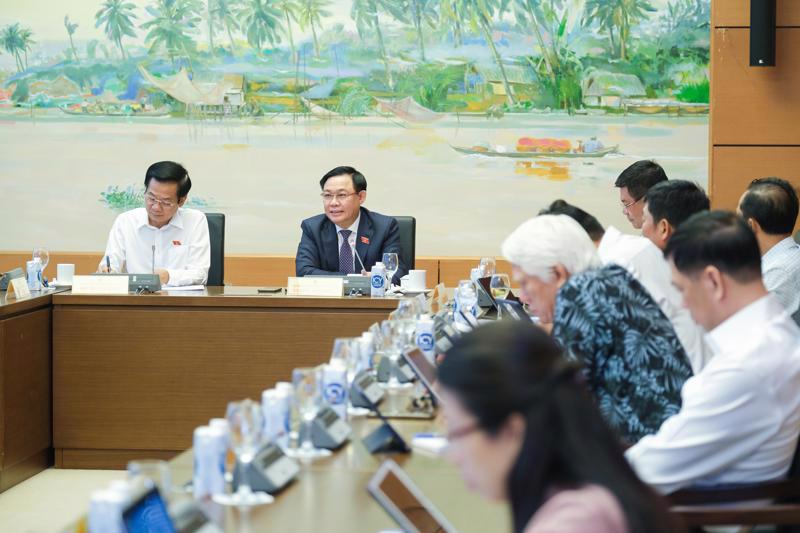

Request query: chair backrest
[
  {"left": 392, "top": 216, "right": 416, "bottom": 271},
  {"left": 205, "top": 213, "right": 225, "bottom": 286}
]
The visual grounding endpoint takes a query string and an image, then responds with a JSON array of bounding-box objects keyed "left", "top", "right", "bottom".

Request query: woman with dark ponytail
[{"left": 437, "top": 320, "right": 681, "bottom": 533}]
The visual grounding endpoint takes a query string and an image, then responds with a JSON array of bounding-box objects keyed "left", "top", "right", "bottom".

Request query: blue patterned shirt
[
  {"left": 762, "top": 237, "right": 800, "bottom": 313},
  {"left": 553, "top": 264, "right": 693, "bottom": 443}
]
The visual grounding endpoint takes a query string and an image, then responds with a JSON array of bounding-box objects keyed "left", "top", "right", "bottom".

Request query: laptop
[
  {"left": 368, "top": 459, "right": 457, "bottom": 533},
  {"left": 401, "top": 348, "right": 442, "bottom": 406}
]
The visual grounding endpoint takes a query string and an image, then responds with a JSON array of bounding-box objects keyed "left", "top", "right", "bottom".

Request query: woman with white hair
[{"left": 502, "top": 215, "right": 692, "bottom": 444}]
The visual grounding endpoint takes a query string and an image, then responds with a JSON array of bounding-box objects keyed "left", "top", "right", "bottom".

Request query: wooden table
[
  {"left": 53, "top": 287, "right": 402, "bottom": 469},
  {"left": 64, "top": 417, "right": 510, "bottom": 533},
  {"left": 0, "top": 288, "right": 64, "bottom": 491}
]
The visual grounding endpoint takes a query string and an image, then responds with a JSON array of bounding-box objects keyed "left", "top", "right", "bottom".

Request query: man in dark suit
[{"left": 296, "top": 166, "right": 407, "bottom": 284}]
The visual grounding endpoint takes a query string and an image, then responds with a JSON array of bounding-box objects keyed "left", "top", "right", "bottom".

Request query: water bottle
[
  {"left": 193, "top": 425, "right": 227, "bottom": 499},
  {"left": 275, "top": 381, "right": 296, "bottom": 444},
  {"left": 470, "top": 267, "right": 482, "bottom": 282},
  {"left": 26, "top": 259, "right": 42, "bottom": 291},
  {"left": 454, "top": 281, "right": 478, "bottom": 327},
  {"left": 322, "top": 361, "right": 348, "bottom": 420},
  {"left": 359, "top": 333, "right": 375, "bottom": 370},
  {"left": 261, "top": 389, "right": 284, "bottom": 442},
  {"left": 88, "top": 487, "right": 128, "bottom": 533},
  {"left": 415, "top": 317, "right": 436, "bottom": 365},
  {"left": 370, "top": 262, "right": 386, "bottom": 297}
]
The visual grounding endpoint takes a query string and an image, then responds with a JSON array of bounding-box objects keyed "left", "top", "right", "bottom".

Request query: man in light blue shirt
[{"left": 738, "top": 177, "right": 800, "bottom": 312}]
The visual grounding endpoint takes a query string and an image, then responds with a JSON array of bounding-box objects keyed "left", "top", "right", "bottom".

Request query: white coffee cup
[
  {"left": 57, "top": 263, "right": 75, "bottom": 285},
  {"left": 406, "top": 269, "right": 426, "bottom": 291}
]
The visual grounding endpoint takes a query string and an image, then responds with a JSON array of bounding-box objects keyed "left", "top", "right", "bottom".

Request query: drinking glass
[
  {"left": 127, "top": 460, "right": 172, "bottom": 496},
  {"left": 382, "top": 253, "right": 399, "bottom": 286},
  {"left": 380, "top": 319, "right": 412, "bottom": 390},
  {"left": 33, "top": 247, "right": 50, "bottom": 281},
  {"left": 212, "top": 400, "right": 274, "bottom": 506},
  {"left": 285, "top": 367, "right": 332, "bottom": 460},
  {"left": 332, "top": 337, "right": 371, "bottom": 416},
  {"left": 490, "top": 274, "right": 511, "bottom": 300},
  {"left": 478, "top": 257, "right": 496, "bottom": 278}
]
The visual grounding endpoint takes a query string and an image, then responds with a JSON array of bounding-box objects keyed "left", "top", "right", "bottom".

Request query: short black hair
[
  {"left": 664, "top": 210, "right": 761, "bottom": 283},
  {"left": 539, "top": 199, "right": 605, "bottom": 241},
  {"left": 614, "top": 160, "right": 668, "bottom": 199},
  {"left": 644, "top": 180, "right": 709, "bottom": 229},
  {"left": 144, "top": 161, "right": 191, "bottom": 198},
  {"left": 740, "top": 177, "right": 799, "bottom": 235},
  {"left": 319, "top": 166, "right": 367, "bottom": 193}
]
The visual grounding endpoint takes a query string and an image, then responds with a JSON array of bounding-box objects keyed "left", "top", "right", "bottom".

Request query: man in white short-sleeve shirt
[
  {"left": 626, "top": 211, "right": 800, "bottom": 494},
  {"left": 99, "top": 161, "right": 210, "bottom": 286}
]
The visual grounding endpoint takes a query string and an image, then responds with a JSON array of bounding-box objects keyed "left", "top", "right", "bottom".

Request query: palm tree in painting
[
  {"left": 94, "top": 0, "right": 138, "bottom": 60},
  {"left": 583, "top": 0, "right": 655, "bottom": 60},
  {"left": 18, "top": 26, "right": 35, "bottom": 69},
  {"left": 275, "top": 0, "right": 300, "bottom": 64},
  {"left": 298, "top": 0, "right": 332, "bottom": 59},
  {"left": 405, "top": 0, "right": 437, "bottom": 62},
  {"left": 142, "top": 0, "right": 202, "bottom": 68},
  {"left": 210, "top": 0, "right": 241, "bottom": 56},
  {"left": 462, "top": 0, "right": 517, "bottom": 105},
  {"left": 439, "top": 0, "right": 467, "bottom": 47},
  {"left": 351, "top": 0, "right": 394, "bottom": 86},
  {"left": 238, "top": 0, "right": 283, "bottom": 57},
  {"left": 64, "top": 16, "right": 80, "bottom": 60},
  {"left": 1, "top": 24, "right": 25, "bottom": 72}
]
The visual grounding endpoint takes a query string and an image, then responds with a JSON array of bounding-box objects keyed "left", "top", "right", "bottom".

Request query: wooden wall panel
[
  {"left": 711, "top": 28, "right": 800, "bottom": 146},
  {"left": 714, "top": 1, "right": 800, "bottom": 28},
  {"left": 711, "top": 146, "right": 800, "bottom": 214}
]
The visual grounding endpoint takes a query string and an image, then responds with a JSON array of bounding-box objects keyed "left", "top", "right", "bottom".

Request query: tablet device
[
  {"left": 123, "top": 486, "right": 176, "bottom": 533},
  {"left": 367, "top": 459, "right": 457, "bottom": 533},
  {"left": 496, "top": 299, "right": 532, "bottom": 322},
  {"left": 401, "top": 348, "right": 442, "bottom": 405}
]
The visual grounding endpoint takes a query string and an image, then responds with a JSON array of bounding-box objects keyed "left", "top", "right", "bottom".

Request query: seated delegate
[
  {"left": 295, "top": 166, "right": 407, "bottom": 284},
  {"left": 99, "top": 161, "right": 210, "bottom": 286},
  {"left": 438, "top": 320, "right": 680, "bottom": 533},
  {"left": 501, "top": 214, "right": 692, "bottom": 443}
]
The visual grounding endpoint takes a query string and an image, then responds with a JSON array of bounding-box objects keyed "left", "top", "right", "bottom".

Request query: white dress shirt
[
  {"left": 626, "top": 295, "right": 800, "bottom": 494},
  {"left": 100, "top": 207, "right": 210, "bottom": 286},
  {"left": 762, "top": 236, "right": 800, "bottom": 313},
  {"left": 335, "top": 215, "right": 361, "bottom": 272},
  {"left": 598, "top": 226, "right": 712, "bottom": 372}
]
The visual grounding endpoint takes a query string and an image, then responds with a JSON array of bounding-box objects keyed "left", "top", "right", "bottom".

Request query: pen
[{"left": 105, "top": 255, "right": 111, "bottom": 272}]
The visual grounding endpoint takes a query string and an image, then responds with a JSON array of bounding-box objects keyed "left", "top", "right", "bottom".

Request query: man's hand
[{"left": 154, "top": 268, "right": 170, "bottom": 285}]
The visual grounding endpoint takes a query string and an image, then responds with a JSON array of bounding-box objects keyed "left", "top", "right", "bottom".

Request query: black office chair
[
  {"left": 205, "top": 213, "right": 225, "bottom": 286},
  {"left": 793, "top": 305, "right": 800, "bottom": 328},
  {"left": 392, "top": 216, "right": 416, "bottom": 271}
]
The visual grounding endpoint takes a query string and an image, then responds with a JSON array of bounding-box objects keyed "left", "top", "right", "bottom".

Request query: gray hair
[{"left": 501, "top": 214, "right": 602, "bottom": 281}]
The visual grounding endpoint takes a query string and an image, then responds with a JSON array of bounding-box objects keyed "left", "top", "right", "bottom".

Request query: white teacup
[
  {"left": 56, "top": 263, "right": 75, "bottom": 285},
  {"left": 404, "top": 269, "right": 426, "bottom": 291}
]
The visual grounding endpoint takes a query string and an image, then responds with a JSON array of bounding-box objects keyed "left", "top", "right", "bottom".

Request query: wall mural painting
[{"left": 0, "top": 0, "right": 710, "bottom": 255}]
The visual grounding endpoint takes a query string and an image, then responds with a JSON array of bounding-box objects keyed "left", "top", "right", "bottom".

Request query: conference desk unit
[
  {"left": 0, "top": 289, "right": 62, "bottom": 491},
  {"left": 53, "top": 287, "right": 401, "bottom": 470}
]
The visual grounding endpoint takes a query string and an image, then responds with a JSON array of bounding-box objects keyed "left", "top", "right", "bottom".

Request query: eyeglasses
[
  {"left": 445, "top": 423, "right": 480, "bottom": 442},
  {"left": 145, "top": 192, "right": 177, "bottom": 208},
  {"left": 621, "top": 197, "right": 642, "bottom": 211},
  {"left": 321, "top": 192, "right": 357, "bottom": 203}
]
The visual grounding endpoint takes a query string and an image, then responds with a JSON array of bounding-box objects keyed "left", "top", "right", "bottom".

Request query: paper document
[{"left": 163, "top": 284, "right": 205, "bottom": 291}]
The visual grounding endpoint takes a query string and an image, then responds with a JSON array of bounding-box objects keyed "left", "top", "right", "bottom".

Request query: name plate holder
[
  {"left": 287, "top": 277, "right": 344, "bottom": 297},
  {"left": 72, "top": 275, "right": 129, "bottom": 295},
  {"left": 4, "top": 268, "right": 31, "bottom": 300}
]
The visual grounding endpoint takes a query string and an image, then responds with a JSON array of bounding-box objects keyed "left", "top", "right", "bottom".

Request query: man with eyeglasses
[
  {"left": 98, "top": 161, "right": 210, "bottom": 286},
  {"left": 295, "top": 166, "right": 406, "bottom": 284},
  {"left": 614, "top": 160, "right": 668, "bottom": 229}
]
